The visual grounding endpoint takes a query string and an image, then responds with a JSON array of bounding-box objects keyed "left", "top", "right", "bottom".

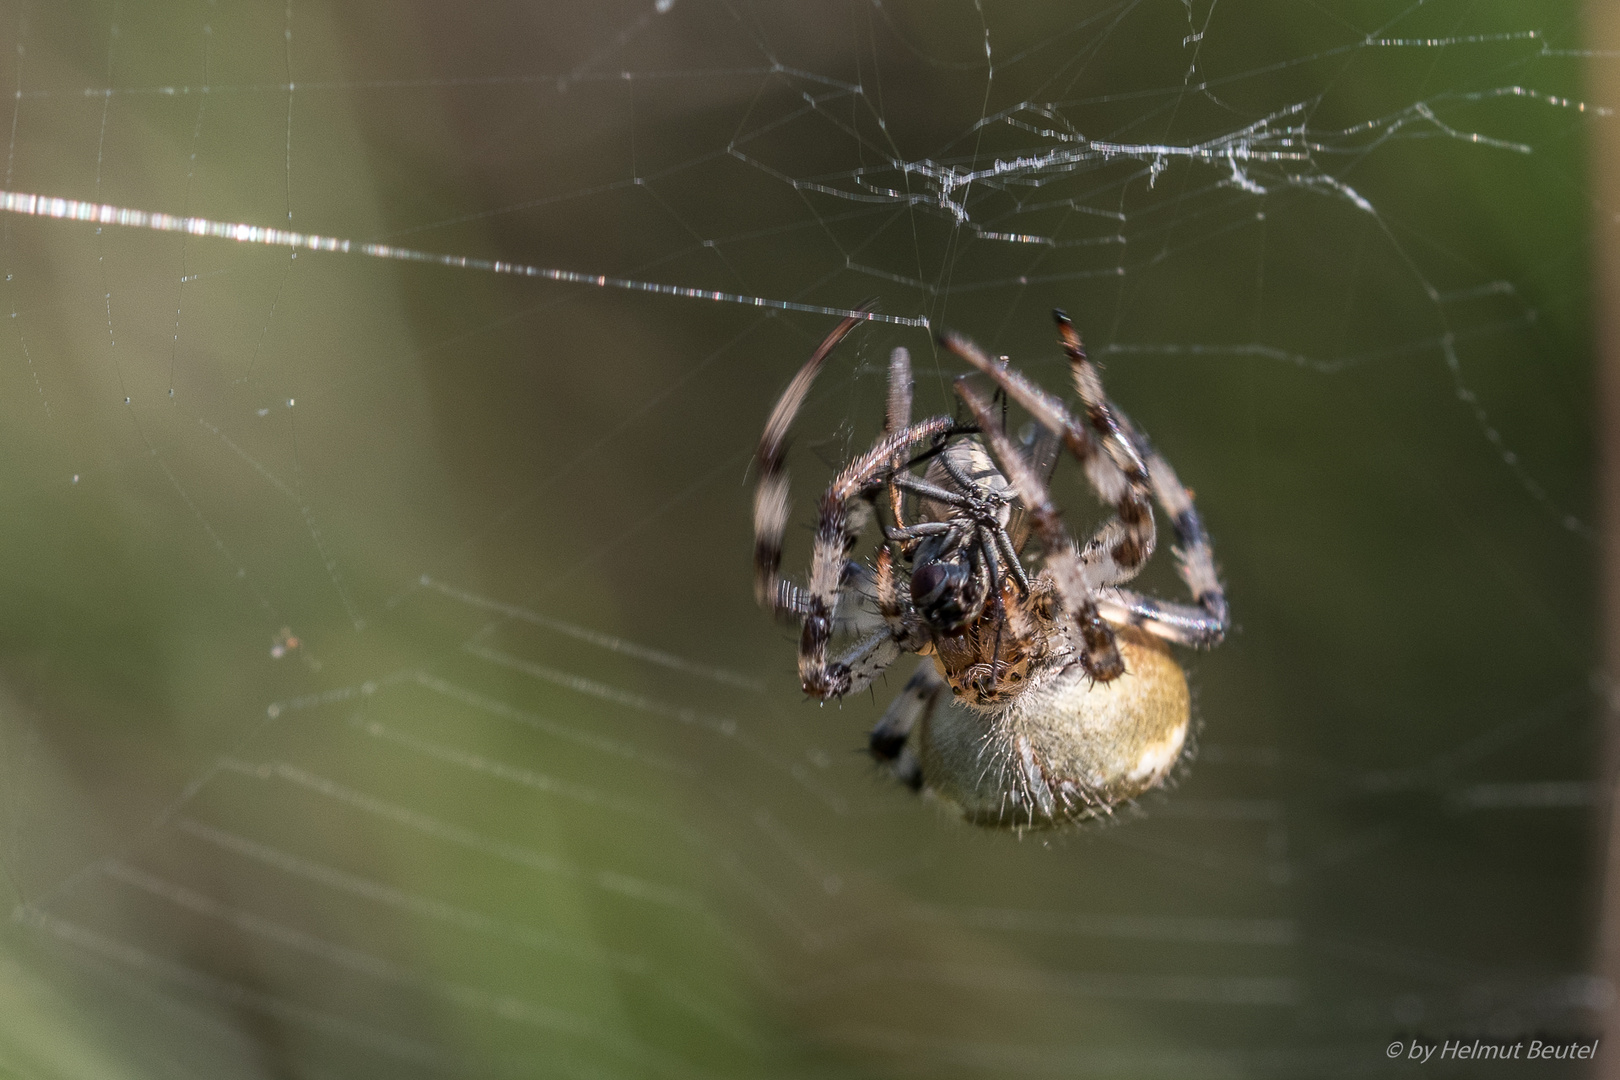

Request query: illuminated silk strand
[{"left": 0, "top": 189, "right": 926, "bottom": 328}]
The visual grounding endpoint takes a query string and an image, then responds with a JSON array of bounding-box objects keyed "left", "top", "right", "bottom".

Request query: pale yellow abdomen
[{"left": 917, "top": 628, "right": 1190, "bottom": 829}]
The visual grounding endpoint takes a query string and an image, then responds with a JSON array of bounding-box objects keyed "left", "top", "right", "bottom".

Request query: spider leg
[
  {"left": 875, "top": 544, "right": 901, "bottom": 620},
  {"left": 815, "top": 629, "right": 903, "bottom": 701},
  {"left": 944, "top": 316, "right": 1226, "bottom": 644},
  {"left": 1060, "top": 314, "right": 1231, "bottom": 641},
  {"left": 799, "top": 415, "right": 959, "bottom": 697},
  {"left": 1075, "top": 517, "right": 1153, "bottom": 590},
  {"left": 829, "top": 557, "right": 886, "bottom": 638},
  {"left": 954, "top": 378, "right": 1125, "bottom": 682},
  {"left": 1053, "top": 310, "right": 1157, "bottom": 481},
  {"left": 1054, "top": 314, "right": 1190, "bottom": 595},
  {"left": 886, "top": 346, "right": 913, "bottom": 435},
  {"left": 1095, "top": 588, "right": 1226, "bottom": 647},
  {"left": 875, "top": 545, "right": 930, "bottom": 650},
  {"left": 1057, "top": 316, "right": 1227, "bottom": 641},
  {"left": 938, "top": 327, "right": 1105, "bottom": 487},
  {"left": 771, "top": 504, "right": 873, "bottom": 624},
  {"left": 754, "top": 304, "right": 877, "bottom": 610},
  {"left": 806, "top": 417, "right": 958, "bottom": 607},
  {"left": 1119, "top": 415, "right": 1229, "bottom": 643},
  {"left": 869, "top": 660, "right": 946, "bottom": 790},
  {"left": 885, "top": 347, "right": 914, "bottom": 534}
]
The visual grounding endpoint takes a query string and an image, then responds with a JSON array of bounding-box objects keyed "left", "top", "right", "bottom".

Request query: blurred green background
[{"left": 0, "top": 0, "right": 1601, "bottom": 1076}]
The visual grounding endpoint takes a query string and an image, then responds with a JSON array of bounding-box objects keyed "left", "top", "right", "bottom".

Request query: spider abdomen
[{"left": 917, "top": 627, "right": 1190, "bottom": 829}]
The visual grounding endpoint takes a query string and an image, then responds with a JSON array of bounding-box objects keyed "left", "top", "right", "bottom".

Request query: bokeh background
[{"left": 0, "top": 1, "right": 1603, "bottom": 1076}]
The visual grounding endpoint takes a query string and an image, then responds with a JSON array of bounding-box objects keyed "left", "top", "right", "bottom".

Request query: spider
[{"left": 753, "top": 307, "right": 1229, "bottom": 829}]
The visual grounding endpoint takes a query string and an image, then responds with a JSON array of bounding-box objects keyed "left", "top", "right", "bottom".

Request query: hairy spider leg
[
  {"left": 754, "top": 302, "right": 877, "bottom": 610},
  {"left": 799, "top": 416, "right": 960, "bottom": 698},
  {"left": 1053, "top": 310, "right": 1154, "bottom": 488},
  {"left": 873, "top": 546, "right": 914, "bottom": 642},
  {"left": 948, "top": 317, "right": 1228, "bottom": 648},
  {"left": 1058, "top": 311, "right": 1227, "bottom": 644},
  {"left": 1095, "top": 412, "right": 1230, "bottom": 646},
  {"left": 869, "top": 661, "right": 944, "bottom": 789},
  {"left": 885, "top": 346, "right": 913, "bottom": 534}
]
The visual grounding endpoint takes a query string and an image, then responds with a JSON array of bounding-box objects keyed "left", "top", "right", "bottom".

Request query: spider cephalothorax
[{"left": 753, "top": 307, "right": 1228, "bottom": 828}]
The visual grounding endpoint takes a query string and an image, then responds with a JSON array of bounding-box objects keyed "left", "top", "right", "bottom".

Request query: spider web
[{"left": 0, "top": 1, "right": 1604, "bottom": 1077}]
